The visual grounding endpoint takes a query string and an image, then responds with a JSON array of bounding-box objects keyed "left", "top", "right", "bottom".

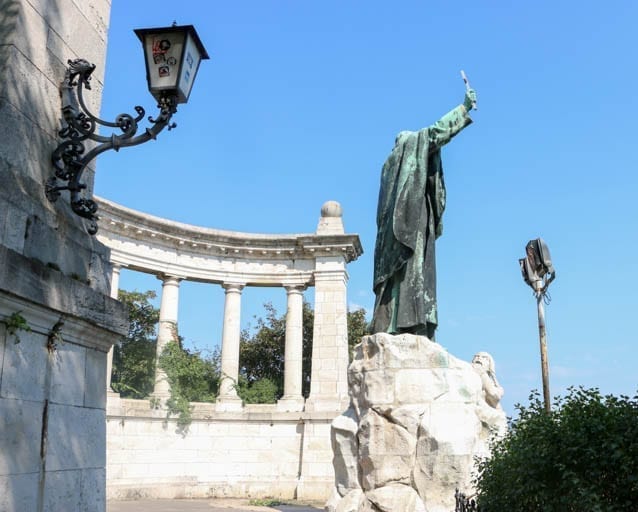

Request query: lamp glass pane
[
  {"left": 177, "top": 33, "right": 202, "bottom": 102},
  {"left": 143, "top": 31, "right": 185, "bottom": 93}
]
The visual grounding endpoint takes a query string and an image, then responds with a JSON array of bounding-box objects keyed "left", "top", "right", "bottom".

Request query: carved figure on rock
[
  {"left": 471, "top": 351, "right": 504, "bottom": 409},
  {"left": 472, "top": 351, "right": 507, "bottom": 439},
  {"left": 372, "top": 88, "right": 477, "bottom": 339}
]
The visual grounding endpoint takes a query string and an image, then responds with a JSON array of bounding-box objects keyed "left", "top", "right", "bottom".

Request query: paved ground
[{"left": 107, "top": 499, "right": 322, "bottom": 512}]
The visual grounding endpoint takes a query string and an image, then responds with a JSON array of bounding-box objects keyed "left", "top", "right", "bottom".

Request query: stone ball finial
[{"left": 321, "top": 201, "right": 343, "bottom": 218}]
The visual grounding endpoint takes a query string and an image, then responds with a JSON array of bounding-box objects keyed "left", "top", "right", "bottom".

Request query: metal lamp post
[
  {"left": 46, "top": 24, "right": 209, "bottom": 235},
  {"left": 519, "top": 238, "right": 556, "bottom": 414}
]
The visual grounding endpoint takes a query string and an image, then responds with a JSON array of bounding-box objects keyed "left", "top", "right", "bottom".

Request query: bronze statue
[{"left": 372, "top": 80, "right": 477, "bottom": 339}]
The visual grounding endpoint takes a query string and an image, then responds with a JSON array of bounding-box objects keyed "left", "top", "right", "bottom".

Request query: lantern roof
[{"left": 134, "top": 24, "right": 210, "bottom": 61}]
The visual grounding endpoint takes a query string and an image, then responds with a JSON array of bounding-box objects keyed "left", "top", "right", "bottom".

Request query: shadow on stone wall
[
  {"left": 0, "top": 0, "right": 64, "bottom": 184},
  {"left": 0, "top": 1, "right": 112, "bottom": 510},
  {"left": 0, "top": 0, "right": 113, "bottom": 288}
]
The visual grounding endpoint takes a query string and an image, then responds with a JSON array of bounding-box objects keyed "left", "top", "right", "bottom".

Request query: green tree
[
  {"left": 236, "top": 376, "right": 279, "bottom": 404},
  {"left": 111, "top": 290, "right": 159, "bottom": 398},
  {"left": 238, "top": 302, "right": 289, "bottom": 400},
  {"left": 346, "top": 307, "right": 370, "bottom": 358},
  {"left": 475, "top": 387, "right": 638, "bottom": 511},
  {"left": 158, "top": 340, "right": 220, "bottom": 427},
  {"left": 238, "top": 302, "right": 370, "bottom": 403}
]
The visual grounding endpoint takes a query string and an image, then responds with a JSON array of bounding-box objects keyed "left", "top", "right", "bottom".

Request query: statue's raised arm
[
  {"left": 428, "top": 87, "right": 477, "bottom": 150},
  {"left": 372, "top": 78, "right": 476, "bottom": 339}
]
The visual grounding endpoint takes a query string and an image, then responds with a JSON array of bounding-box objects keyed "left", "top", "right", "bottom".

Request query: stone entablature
[{"left": 95, "top": 196, "right": 362, "bottom": 286}]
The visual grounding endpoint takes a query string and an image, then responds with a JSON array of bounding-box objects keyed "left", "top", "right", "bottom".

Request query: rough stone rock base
[{"left": 326, "top": 333, "right": 506, "bottom": 512}]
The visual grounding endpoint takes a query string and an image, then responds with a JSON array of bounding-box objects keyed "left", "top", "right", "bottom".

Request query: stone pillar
[
  {"left": 277, "top": 285, "right": 306, "bottom": 411},
  {"left": 216, "top": 282, "right": 245, "bottom": 411},
  {"left": 153, "top": 275, "right": 182, "bottom": 398},
  {"left": 304, "top": 201, "right": 351, "bottom": 413},
  {"left": 106, "top": 263, "right": 122, "bottom": 391},
  {"left": 305, "top": 262, "right": 350, "bottom": 412}
]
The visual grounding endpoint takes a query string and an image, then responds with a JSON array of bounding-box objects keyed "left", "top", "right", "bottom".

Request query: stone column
[
  {"left": 304, "top": 201, "right": 352, "bottom": 413},
  {"left": 153, "top": 275, "right": 182, "bottom": 398},
  {"left": 216, "top": 282, "right": 245, "bottom": 411},
  {"left": 106, "top": 263, "right": 122, "bottom": 392},
  {"left": 277, "top": 285, "right": 306, "bottom": 411},
  {"left": 305, "top": 261, "right": 350, "bottom": 412}
]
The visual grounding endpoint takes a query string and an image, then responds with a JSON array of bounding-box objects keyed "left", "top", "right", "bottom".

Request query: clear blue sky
[{"left": 96, "top": 1, "right": 638, "bottom": 416}]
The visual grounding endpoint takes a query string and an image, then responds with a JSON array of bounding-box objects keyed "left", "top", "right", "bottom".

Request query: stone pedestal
[
  {"left": 327, "top": 333, "right": 507, "bottom": 512},
  {"left": 276, "top": 396, "right": 305, "bottom": 412}
]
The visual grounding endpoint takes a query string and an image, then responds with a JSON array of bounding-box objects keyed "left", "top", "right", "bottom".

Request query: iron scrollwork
[{"left": 46, "top": 58, "right": 178, "bottom": 234}]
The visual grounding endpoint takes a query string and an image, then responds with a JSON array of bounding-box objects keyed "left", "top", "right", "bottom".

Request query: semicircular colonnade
[{"left": 96, "top": 196, "right": 363, "bottom": 413}]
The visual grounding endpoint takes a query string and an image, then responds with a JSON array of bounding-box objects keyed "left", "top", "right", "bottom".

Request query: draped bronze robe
[{"left": 372, "top": 105, "right": 471, "bottom": 338}]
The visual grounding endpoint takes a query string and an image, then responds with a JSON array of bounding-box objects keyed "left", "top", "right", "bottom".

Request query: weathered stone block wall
[
  {"left": 0, "top": 0, "right": 113, "bottom": 287},
  {"left": 0, "top": 1, "right": 127, "bottom": 511},
  {"left": 0, "top": 274, "right": 126, "bottom": 511},
  {"left": 106, "top": 396, "right": 337, "bottom": 502}
]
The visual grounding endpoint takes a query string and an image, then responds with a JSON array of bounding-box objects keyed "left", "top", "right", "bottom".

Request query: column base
[
  {"left": 304, "top": 395, "right": 349, "bottom": 413},
  {"left": 106, "top": 391, "right": 123, "bottom": 416},
  {"left": 215, "top": 396, "right": 244, "bottom": 412},
  {"left": 276, "top": 396, "right": 305, "bottom": 412},
  {"left": 151, "top": 391, "right": 171, "bottom": 402}
]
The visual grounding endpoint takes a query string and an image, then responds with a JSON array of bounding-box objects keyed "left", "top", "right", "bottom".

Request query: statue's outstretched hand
[{"left": 463, "top": 89, "right": 477, "bottom": 111}]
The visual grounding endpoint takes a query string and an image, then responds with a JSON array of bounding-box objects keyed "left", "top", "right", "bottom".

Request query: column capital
[
  {"left": 283, "top": 283, "right": 307, "bottom": 294},
  {"left": 222, "top": 282, "right": 245, "bottom": 293},
  {"left": 157, "top": 274, "right": 184, "bottom": 285},
  {"left": 313, "top": 269, "right": 349, "bottom": 284}
]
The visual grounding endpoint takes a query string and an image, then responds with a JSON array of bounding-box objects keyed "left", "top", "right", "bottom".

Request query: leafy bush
[
  {"left": 239, "top": 303, "right": 289, "bottom": 397},
  {"left": 159, "top": 340, "right": 220, "bottom": 428},
  {"left": 236, "top": 376, "right": 279, "bottom": 404},
  {"left": 475, "top": 387, "right": 638, "bottom": 511},
  {"left": 159, "top": 340, "right": 220, "bottom": 403}
]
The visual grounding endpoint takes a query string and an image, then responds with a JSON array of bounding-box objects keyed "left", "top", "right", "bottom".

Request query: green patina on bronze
[{"left": 372, "top": 90, "right": 476, "bottom": 339}]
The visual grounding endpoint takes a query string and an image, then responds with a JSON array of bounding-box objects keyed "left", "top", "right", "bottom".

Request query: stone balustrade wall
[{"left": 106, "top": 398, "right": 335, "bottom": 501}]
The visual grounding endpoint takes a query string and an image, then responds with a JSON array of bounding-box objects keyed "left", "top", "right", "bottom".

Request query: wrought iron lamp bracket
[{"left": 46, "top": 58, "right": 178, "bottom": 234}]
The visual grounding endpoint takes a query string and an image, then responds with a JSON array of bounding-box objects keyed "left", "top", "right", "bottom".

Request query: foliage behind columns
[
  {"left": 239, "top": 301, "right": 370, "bottom": 402},
  {"left": 111, "top": 290, "right": 158, "bottom": 398}
]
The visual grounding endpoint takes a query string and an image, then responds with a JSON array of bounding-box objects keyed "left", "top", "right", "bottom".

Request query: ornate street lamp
[
  {"left": 519, "top": 237, "right": 556, "bottom": 413},
  {"left": 46, "top": 24, "right": 209, "bottom": 234}
]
